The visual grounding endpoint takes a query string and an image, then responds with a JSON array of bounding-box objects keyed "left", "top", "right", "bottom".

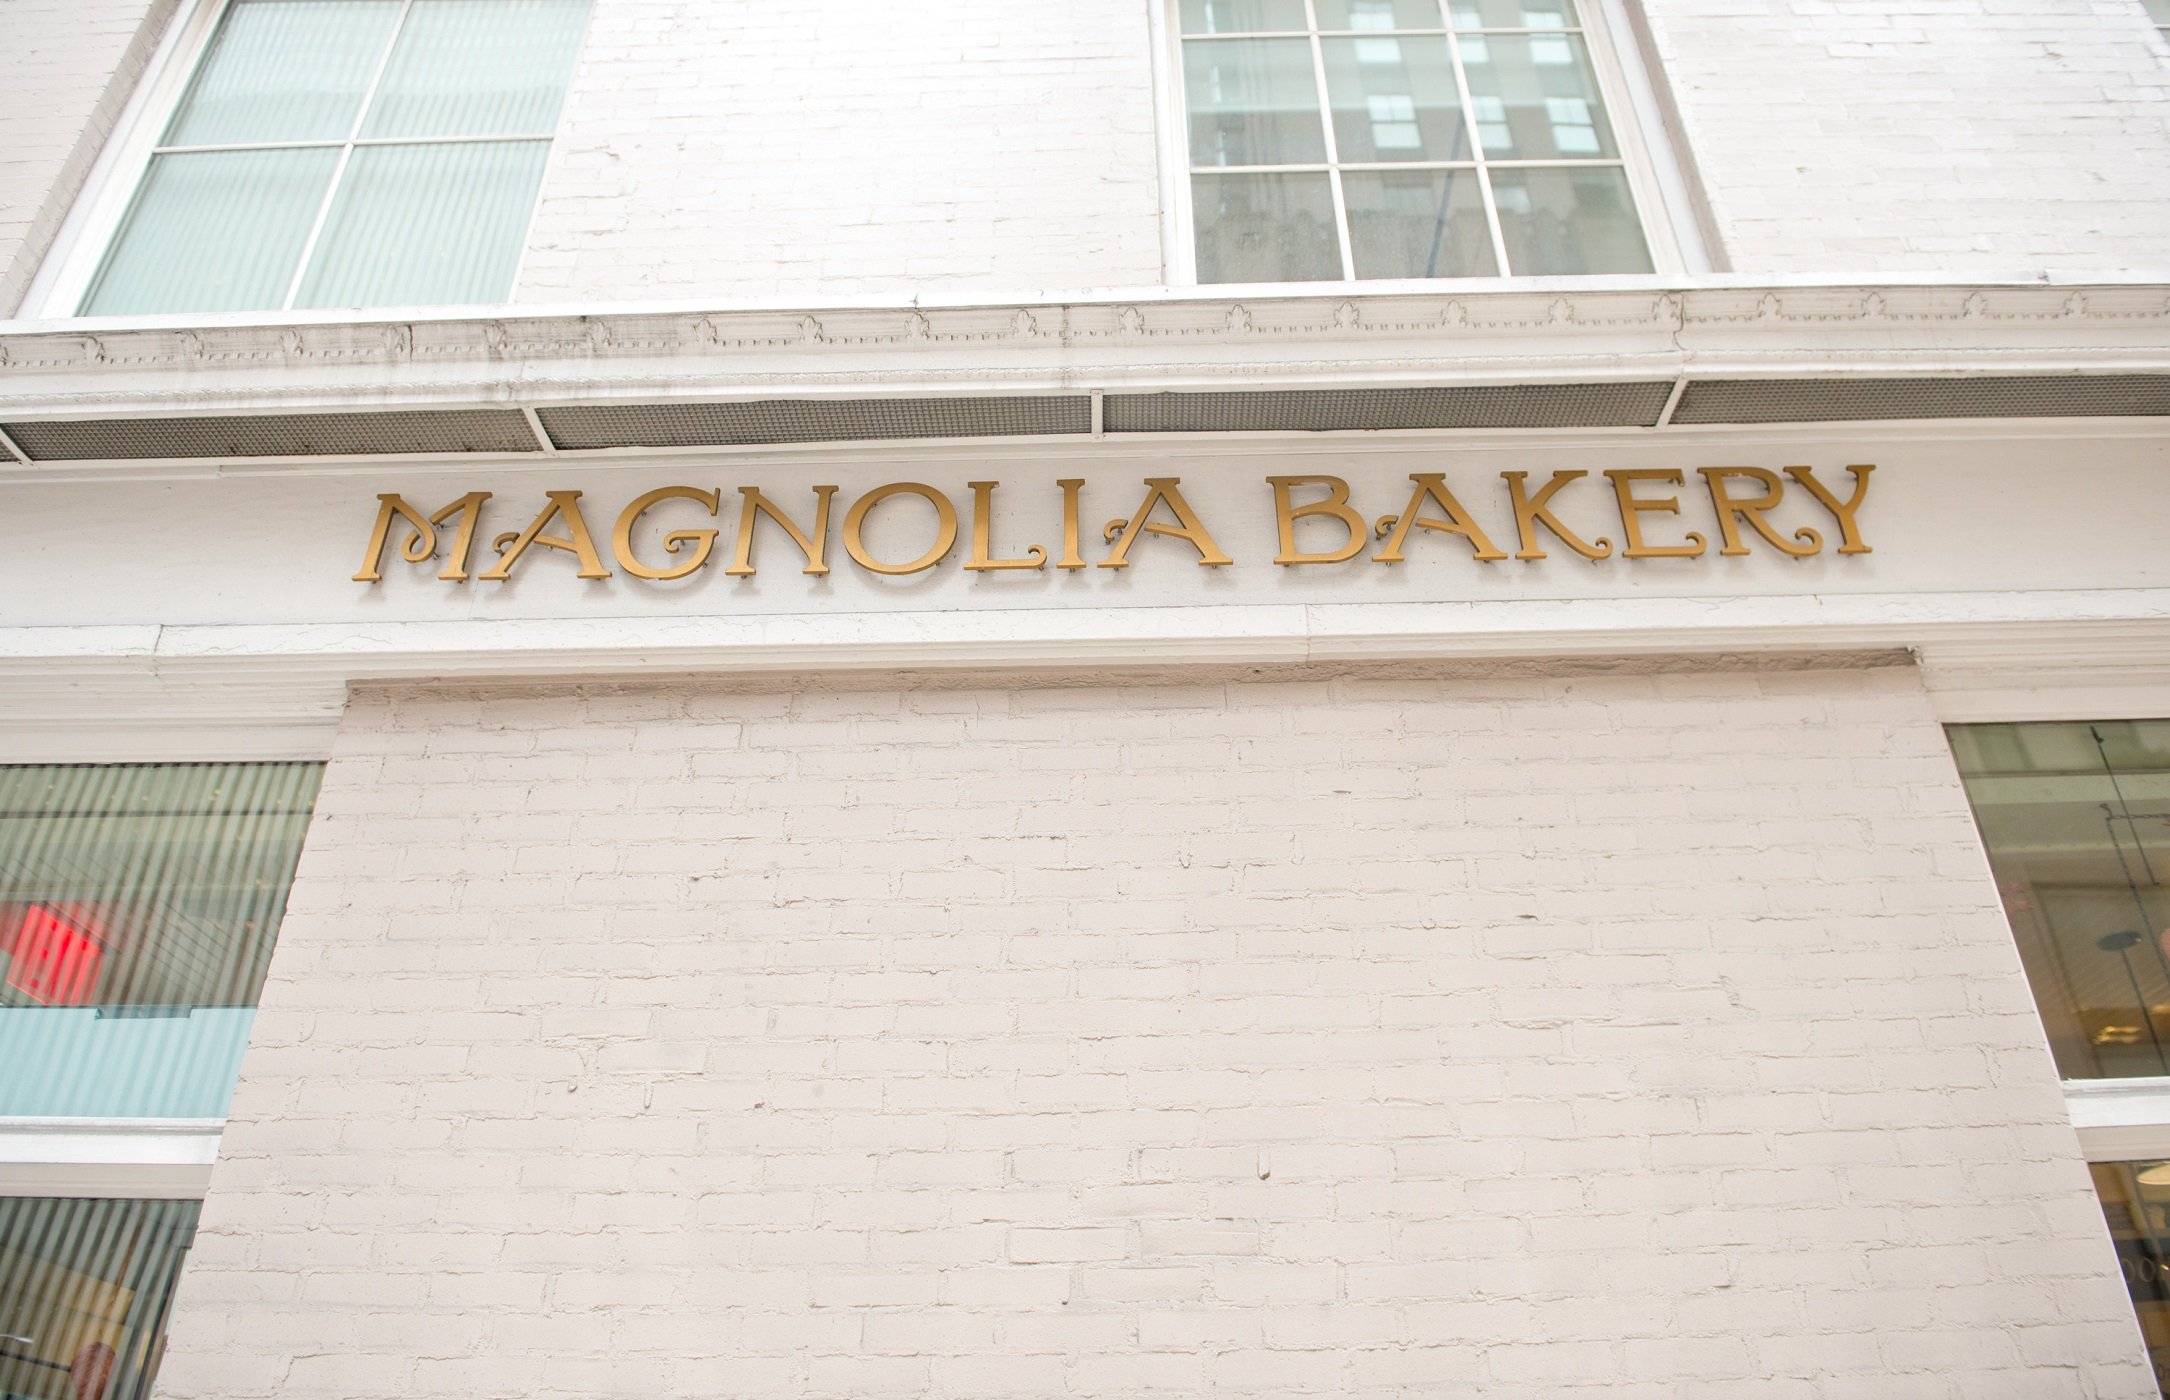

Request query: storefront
[{"left": 0, "top": 279, "right": 2164, "bottom": 1395}]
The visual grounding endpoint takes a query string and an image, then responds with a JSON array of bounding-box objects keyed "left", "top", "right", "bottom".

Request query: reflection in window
[
  {"left": 0, "top": 1198, "right": 200, "bottom": 1400},
  {"left": 1951, "top": 722, "right": 2170, "bottom": 1080},
  {"left": 2089, "top": 1162, "right": 2170, "bottom": 1395},
  {"left": 1177, "top": 0, "right": 1653, "bottom": 281},
  {"left": 0, "top": 764, "right": 322, "bottom": 1117}
]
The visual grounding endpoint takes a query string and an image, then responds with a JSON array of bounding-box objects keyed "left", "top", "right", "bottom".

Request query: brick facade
[{"left": 158, "top": 659, "right": 2153, "bottom": 1399}]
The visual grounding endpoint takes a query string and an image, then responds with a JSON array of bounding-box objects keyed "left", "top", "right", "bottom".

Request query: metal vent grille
[
  {"left": 1103, "top": 383, "right": 1675, "bottom": 433},
  {"left": 0, "top": 409, "right": 538, "bottom": 461},
  {"left": 1673, "top": 374, "right": 2170, "bottom": 425},
  {"left": 538, "top": 396, "right": 1092, "bottom": 449}
]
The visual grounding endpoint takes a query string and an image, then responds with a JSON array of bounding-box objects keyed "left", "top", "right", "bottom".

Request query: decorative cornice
[{"left": 1, "top": 283, "right": 2167, "bottom": 420}]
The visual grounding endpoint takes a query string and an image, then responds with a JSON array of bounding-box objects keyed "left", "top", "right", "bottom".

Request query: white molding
[
  {"left": 0, "top": 1118, "right": 221, "bottom": 1199},
  {"left": 2066, "top": 1079, "right": 2170, "bottom": 1164},
  {"left": 1, "top": 282, "right": 2165, "bottom": 428},
  {"left": 2065, "top": 1077, "right": 2170, "bottom": 1127},
  {"left": 1144, "top": 0, "right": 1191, "bottom": 287},
  {"left": 4, "top": 596, "right": 2170, "bottom": 761},
  {"left": 1598, "top": 0, "right": 1721, "bottom": 273},
  {"left": 2075, "top": 1125, "right": 2170, "bottom": 1164}
]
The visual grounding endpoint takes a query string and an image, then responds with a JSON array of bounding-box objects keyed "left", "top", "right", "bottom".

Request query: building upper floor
[{"left": 1, "top": 0, "right": 2168, "bottom": 327}]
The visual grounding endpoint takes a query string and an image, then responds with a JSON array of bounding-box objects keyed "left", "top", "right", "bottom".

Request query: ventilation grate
[
  {"left": 538, "top": 396, "right": 1092, "bottom": 449},
  {"left": 1672, "top": 374, "right": 2170, "bottom": 425},
  {"left": 0, "top": 409, "right": 539, "bottom": 461},
  {"left": 1103, "top": 383, "right": 1676, "bottom": 434}
]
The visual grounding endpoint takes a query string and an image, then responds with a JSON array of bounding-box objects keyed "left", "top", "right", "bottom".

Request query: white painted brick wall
[
  {"left": 3, "top": 0, "right": 2166, "bottom": 306},
  {"left": 508, "top": 0, "right": 2170, "bottom": 299},
  {"left": 512, "top": 0, "right": 1169, "bottom": 303},
  {"left": 1631, "top": 0, "right": 2170, "bottom": 274},
  {"left": 0, "top": 0, "right": 176, "bottom": 315},
  {"left": 157, "top": 660, "right": 2154, "bottom": 1399}
]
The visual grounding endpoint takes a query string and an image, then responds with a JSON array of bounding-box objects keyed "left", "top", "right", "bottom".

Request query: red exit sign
[{"left": 6, "top": 905, "right": 103, "bottom": 1006}]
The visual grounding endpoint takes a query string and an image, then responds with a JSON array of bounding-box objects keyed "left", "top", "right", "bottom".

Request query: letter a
[
  {"left": 1372, "top": 474, "right": 1507, "bottom": 563},
  {"left": 1099, "top": 478, "right": 1233, "bottom": 568}
]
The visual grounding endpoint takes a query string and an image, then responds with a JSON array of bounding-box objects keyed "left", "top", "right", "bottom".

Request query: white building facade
[{"left": 2, "top": 1, "right": 2170, "bottom": 1396}]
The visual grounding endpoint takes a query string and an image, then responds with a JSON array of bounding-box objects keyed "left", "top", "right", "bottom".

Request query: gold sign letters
[{"left": 356, "top": 466, "right": 1873, "bottom": 584}]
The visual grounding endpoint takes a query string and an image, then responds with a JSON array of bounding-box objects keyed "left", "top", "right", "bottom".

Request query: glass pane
[
  {"left": 1451, "top": 0, "right": 1578, "bottom": 27},
  {"left": 82, "top": 149, "right": 339, "bottom": 315},
  {"left": 1460, "top": 33, "right": 1616, "bottom": 157},
  {"left": 1490, "top": 166, "right": 1651, "bottom": 274},
  {"left": 295, "top": 140, "right": 551, "bottom": 308},
  {"left": 1322, "top": 37, "right": 1467, "bottom": 162},
  {"left": 0, "top": 765, "right": 320, "bottom": 1117},
  {"left": 165, "top": 0, "right": 401, "bottom": 146},
  {"left": 1951, "top": 721, "right": 2170, "bottom": 1081},
  {"left": 1184, "top": 39, "right": 1328, "bottom": 166},
  {"left": 2145, "top": 0, "right": 2170, "bottom": 24},
  {"left": 1179, "top": 0, "right": 1310, "bottom": 33},
  {"left": 1317, "top": 0, "right": 1443, "bottom": 28},
  {"left": 0, "top": 1198, "right": 201, "bottom": 1400},
  {"left": 2088, "top": 1162, "right": 2170, "bottom": 1394},
  {"left": 1191, "top": 171, "right": 1342, "bottom": 282},
  {"left": 361, "top": 0, "right": 591, "bottom": 138},
  {"left": 1345, "top": 169, "right": 1496, "bottom": 277}
]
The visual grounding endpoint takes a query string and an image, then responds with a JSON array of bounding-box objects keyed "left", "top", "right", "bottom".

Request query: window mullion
[
  {"left": 1441, "top": 12, "right": 1512, "bottom": 276},
  {"left": 281, "top": 0, "right": 417, "bottom": 310},
  {"left": 1302, "top": 0, "right": 1355, "bottom": 281}
]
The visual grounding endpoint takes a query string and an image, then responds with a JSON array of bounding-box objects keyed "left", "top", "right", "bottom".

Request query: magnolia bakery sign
[{"left": 354, "top": 465, "right": 1873, "bottom": 584}]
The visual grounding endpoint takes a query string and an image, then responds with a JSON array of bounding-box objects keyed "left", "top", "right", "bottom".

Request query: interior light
[{"left": 2136, "top": 1164, "right": 2170, "bottom": 1188}]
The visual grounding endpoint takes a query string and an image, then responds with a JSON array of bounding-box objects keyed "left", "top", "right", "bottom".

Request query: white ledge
[
  {"left": 5, "top": 594, "right": 2170, "bottom": 761},
  {"left": 0, "top": 280, "right": 2164, "bottom": 421},
  {"left": 0, "top": 1118, "right": 224, "bottom": 1199}
]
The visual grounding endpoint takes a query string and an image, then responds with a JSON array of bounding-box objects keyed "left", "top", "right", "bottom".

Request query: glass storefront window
[
  {"left": 2091, "top": 1161, "right": 2170, "bottom": 1395},
  {"left": 0, "top": 764, "right": 322, "bottom": 1118},
  {"left": 1951, "top": 722, "right": 2170, "bottom": 1081},
  {"left": 0, "top": 1197, "right": 200, "bottom": 1400}
]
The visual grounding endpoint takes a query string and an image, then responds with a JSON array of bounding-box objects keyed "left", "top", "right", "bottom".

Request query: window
[
  {"left": 1950, "top": 722, "right": 2170, "bottom": 1083},
  {"left": 0, "top": 764, "right": 323, "bottom": 1119},
  {"left": 0, "top": 1199, "right": 201, "bottom": 1400},
  {"left": 79, "top": 0, "right": 589, "bottom": 316},
  {"left": 2091, "top": 1161, "right": 2170, "bottom": 1394},
  {"left": 1952, "top": 722, "right": 2170, "bottom": 1395},
  {"left": 0, "top": 765, "right": 322, "bottom": 1400},
  {"left": 1174, "top": 0, "right": 1657, "bottom": 282},
  {"left": 2149, "top": 0, "right": 2170, "bottom": 42}
]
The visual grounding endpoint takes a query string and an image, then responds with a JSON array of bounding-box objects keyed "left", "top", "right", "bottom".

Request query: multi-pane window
[
  {"left": 1952, "top": 722, "right": 2170, "bottom": 1395},
  {"left": 1951, "top": 722, "right": 2170, "bottom": 1082},
  {"left": 0, "top": 765, "right": 321, "bottom": 1400},
  {"left": 0, "top": 764, "right": 322, "bottom": 1118},
  {"left": 1176, "top": 0, "right": 1654, "bottom": 283},
  {"left": 83, "top": 0, "right": 589, "bottom": 316}
]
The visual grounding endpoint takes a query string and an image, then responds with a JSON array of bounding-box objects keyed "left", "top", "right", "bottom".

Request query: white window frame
[
  {"left": 1150, "top": 0, "right": 1713, "bottom": 286},
  {"left": 23, "top": 0, "right": 587, "bottom": 321},
  {"left": 0, "top": 1119, "right": 219, "bottom": 1200}
]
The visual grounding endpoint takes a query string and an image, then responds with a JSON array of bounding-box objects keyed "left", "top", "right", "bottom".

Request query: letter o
[{"left": 842, "top": 482, "right": 958, "bottom": 576}]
